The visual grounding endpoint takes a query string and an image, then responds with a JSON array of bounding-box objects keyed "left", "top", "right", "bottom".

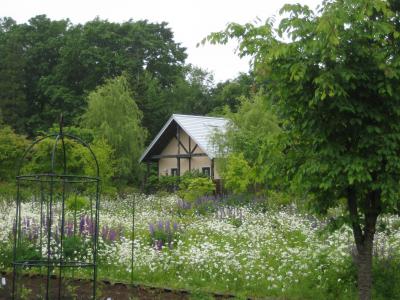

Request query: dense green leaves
[
  {"left": 0, "top": 126, "right": 28, "bottom": 181},
  {"left": 208, "top": 0, "right": 400, "bottom": 212},
  {"left": 0, "top": 16, "right": 188, "bottom": 136},
  {"left": 214, "top": 94, "right": 282, "bottom": 194},
  {"left": 82, "top": 76, "right": 147, "bottom": 184},
  {"left": 207, "top": 0, "right": 400, "bottom": 298}
]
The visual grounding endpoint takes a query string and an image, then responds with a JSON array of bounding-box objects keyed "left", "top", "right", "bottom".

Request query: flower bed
[{"left": 1, "top": 194, "right": 399, "bottom": 299}]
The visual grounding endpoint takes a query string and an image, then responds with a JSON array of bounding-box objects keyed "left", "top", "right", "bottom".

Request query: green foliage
[
  {"left": 146, "top": 170, "right": 209, "bottom": 194},
  {"left": 16, "top": 238, "right": 42, "bottom": 261},
  {"left": 372, "top": 256, "right": 400, "bottom": 300},
  {"left": 208, "top": 0, "right": 400, "bottom": 213},
  {"left": 213, "top": 94, "right": 282, "bottom": 195},
  {"left": 82, "top": 75, "right": 147, "bottom": 184},
  {"left": 170, "top": 65, "right": 215, "bottom": 116},
  {"left": 0, "top": 125, "right": 28, "bottom": 181},
  {"left": 207, "top": 0, "right": 400, "bottom": 297},
  {"left": 0, "top": 16, "right": 188, "bottom": 135},
  {"left": 63, "top": 236, "right": 86, "bottom": 260},
  {"left": 211, "top": 72, "right": 255, "bottom": 113},
  {"left": 222, "top": 153, "right": 254, "bottom": 194},
  {"left": 178, "top": 177, "right": 215, "bottom": 203},
  {"left": 266, "top": 190, "right": 296, "bottom": 209},
  {"left": 157, "top": 175, "right": 179, "bottom": 192},
  {"left": 19, "top": 131, "right": 116, "bottom": 194},
  {"left": 65, "top": 195, "right": 90, "bottom": 211},
  {"left": 0, "top": 181, "right": 16, "bottom": 200},
  {"left": 148, "top": 220, "right": 179, "bottom": 250}
]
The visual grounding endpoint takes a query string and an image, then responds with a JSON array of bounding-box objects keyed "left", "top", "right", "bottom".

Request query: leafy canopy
[
  {"left": 206, "top": 1, "right": 400, "bottom": 297},
  {"left": 208, "top": 0, "right": 400, "bottom": 214},
  {"left": 214, "top": 94, "right": 282, "bottom": 194},
  {"left": 82, "top": 75, "right": 147, "bottom": 183}
]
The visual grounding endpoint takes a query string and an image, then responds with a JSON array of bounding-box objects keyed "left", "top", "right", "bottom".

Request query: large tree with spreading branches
[{"left": 206, "top": 0, "right": 400, "bottom": 299}]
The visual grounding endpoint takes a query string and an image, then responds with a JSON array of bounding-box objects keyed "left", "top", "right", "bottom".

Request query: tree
[
  {"left": 0, "top": 125, "right": 28, "bottom": 181},
  {"left": 0, "top": 17, "right": 28, "bottom": 132},
  {"left": 207, "top": 0, "right": 400, "bottom": 299},
  {"left": 171, "top": 65, "right": 215, "bottom": 115},
  {"left": 82, "top": 75, "right": 147, "bottom": 184},
  {"left": 0, "top": 16, "right": 188, "bottom": 136},
  {"left": 211, "top": 72, "right": 255, "bottom": 113},
  {"left": 214, "top": 94, "right": 282, "bottom": 194}
]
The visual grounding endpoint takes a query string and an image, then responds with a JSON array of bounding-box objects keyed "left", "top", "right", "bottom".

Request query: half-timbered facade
[{"left": 139, "top": 114, "right": 228, "bottom": 180}]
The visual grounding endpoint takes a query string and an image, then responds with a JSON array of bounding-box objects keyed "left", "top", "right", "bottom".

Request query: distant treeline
[{"left": 0, "top": 15, "right": 254, "bottom": 138}]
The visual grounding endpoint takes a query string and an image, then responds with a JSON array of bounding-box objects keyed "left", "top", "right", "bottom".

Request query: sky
[{"left": 1, "top": 0, "right": 322, "bottom": 83}]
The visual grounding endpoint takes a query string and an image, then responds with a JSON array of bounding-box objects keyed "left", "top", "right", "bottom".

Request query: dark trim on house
[{"left": 150, "top": 153, "right": 207, "bottom": 159}]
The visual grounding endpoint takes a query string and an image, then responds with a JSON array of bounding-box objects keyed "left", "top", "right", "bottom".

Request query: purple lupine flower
[
  {"left": 157, "top": 220, "right": 163, "bottom": 231},
  {"left": 165, "top": 220, "right": 171, "bottom": 232},
  {"left": 85, "top": 215, "right": 90, "bottom": 231},
  {"left": 66, "top": 222, "right": 73, "bottom": 237},
  {"left": 155, "top": 240, "right": 163, "bottom": 250},
  {"left": 79, "top": 216, "right": 85, "bottom": 234},
  {"left": 173, "top": 222, "right": 178, "bottom": 232},
  {"left": 149, "top": 223, "right": 155, "bottom": 235},
  {"left": 109, "top": 230, "right": 116, "bottom": 242},
  {"left": 86, "top": 216, "right": 94, "bottom": 235}
]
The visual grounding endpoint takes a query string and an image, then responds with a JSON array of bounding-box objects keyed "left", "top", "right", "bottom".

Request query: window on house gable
[{"left": 202, "top": 167, "right": 211, "bottom": 177}]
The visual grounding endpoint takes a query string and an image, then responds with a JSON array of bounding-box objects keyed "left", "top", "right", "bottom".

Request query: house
[{"left": 139, "top": 114, "right": 228, "bottom": 183}]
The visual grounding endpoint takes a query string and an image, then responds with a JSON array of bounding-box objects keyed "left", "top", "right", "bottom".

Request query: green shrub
[
  {"left": 266, "top": 190, "right": 294, "bottom": 209},
  {"left": 0, "top": 181, "right": 16, "bottom": 200},
  {"left": 178, "top": 177, "right": 215, "bottom": 203},
  {"left": 0, "top": 126, "right": 28, "bottom": 182},
  {"left": 65, "top": 195, "right": 90, "bottom": 211},
  {"left": 63, "top": 236, "right": 86, "bottom": 260},
  {"left": 373, "top": 256, "right": 400, "bottom": 300},
  {"left": 157, "top": 175, "right": 179, "bottom": 192}
]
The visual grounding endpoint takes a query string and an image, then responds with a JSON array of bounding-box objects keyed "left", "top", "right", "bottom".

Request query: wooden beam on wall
[
  {"left": 191, "top": 144, "right": 198, "bottom": 154},
  {"left": 174, "top": 136, "right": 189, "bottom": 154},
  {"left": 150, "top": 153, "right": 207, "bottom": 160},
  {"left": 211, "top": 158, "right": 215, "bottom": 180},
  {"left": 188, "top": 135, "right": 191, "bottom": 171},
  {"left": 177, "top": 125, "right": 181, "bottom": 176}
]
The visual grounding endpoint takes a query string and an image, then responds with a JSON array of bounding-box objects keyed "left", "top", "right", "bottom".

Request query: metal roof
[{"left": 139, "top": 114, "right": 229, "bottom": 162}]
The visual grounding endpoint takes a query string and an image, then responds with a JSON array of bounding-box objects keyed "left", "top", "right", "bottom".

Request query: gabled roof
[{"left": 139, "top": 114, "right": 229, "bottom": 162}]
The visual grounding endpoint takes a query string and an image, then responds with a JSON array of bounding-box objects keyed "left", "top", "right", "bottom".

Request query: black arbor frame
[{"left": 12, "top": 122, "right": 100, "bottom": 299}]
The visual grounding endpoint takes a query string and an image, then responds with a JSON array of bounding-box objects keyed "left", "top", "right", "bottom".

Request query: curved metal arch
[
  {"left": 17, "top": 133, "right": 100, "bottom": 179},
  {"left": 63, "top": 133, "right": 100, "bottom": 178},
  {"left": 16, "top": 134, "right": 57, "bottom": 176}
]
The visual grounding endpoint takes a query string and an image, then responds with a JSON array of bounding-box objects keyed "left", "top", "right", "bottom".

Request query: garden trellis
[{"left": 12, "top": 119, "right": 100, "bottom": 299}]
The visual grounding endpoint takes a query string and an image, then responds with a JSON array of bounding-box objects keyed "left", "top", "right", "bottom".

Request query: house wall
[{"left": 158, "top": 130, "right": 221, "bottom": 179}]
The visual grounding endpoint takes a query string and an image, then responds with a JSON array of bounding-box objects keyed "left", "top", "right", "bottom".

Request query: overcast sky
[{"left": 1, "top": 0, "right": 322, "bottom": 82}]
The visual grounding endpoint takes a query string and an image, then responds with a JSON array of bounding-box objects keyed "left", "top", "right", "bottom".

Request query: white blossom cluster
[{"left": 1, "top": 195, "right": 399, "bottom": 297}]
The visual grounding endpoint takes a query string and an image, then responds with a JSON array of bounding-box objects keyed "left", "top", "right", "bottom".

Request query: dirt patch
[
  {"left": 0, "top": 273, "right": 189, "bottom": 299},
  {"left": 0, "top": 273, "right": 237, "bottom": 299}
]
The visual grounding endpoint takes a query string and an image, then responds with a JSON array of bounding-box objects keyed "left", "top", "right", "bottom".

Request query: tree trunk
[
  {"left": 356, "top": 239, "right": 374, "bottom": 300},
  {"left": 347, "top": 187, "right": 381, "bottom": 300}
]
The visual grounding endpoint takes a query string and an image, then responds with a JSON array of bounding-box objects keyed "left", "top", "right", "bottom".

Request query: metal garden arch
[{"left": 12, "top": 119, "right": 100, "bottom": 299}]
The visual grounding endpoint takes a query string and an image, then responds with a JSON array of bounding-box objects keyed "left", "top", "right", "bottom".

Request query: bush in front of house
[{"left": 178, "top": 176, "right": 215, "bottom": 203}]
